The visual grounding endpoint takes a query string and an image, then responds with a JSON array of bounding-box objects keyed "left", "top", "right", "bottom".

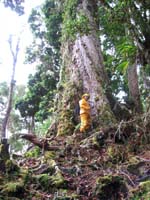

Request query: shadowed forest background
[{"left": 0, "top": 0, "right": 150, "bottom": 199}]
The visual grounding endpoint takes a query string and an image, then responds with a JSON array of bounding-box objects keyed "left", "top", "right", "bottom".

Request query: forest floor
[{"left": 0, "top": 117, "right": 150, "bottom": 199}]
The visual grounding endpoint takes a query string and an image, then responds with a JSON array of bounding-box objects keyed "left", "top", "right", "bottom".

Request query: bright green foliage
[
  {"left": 98, "top": 0, "right": 150, "bottom": 102},
  {"left": 50, "top": 172, "right": 66, "bottom": 188},
  {"left": 1, "top": 181, "right": 24, "bottom": 193},
  {"left": 34, "top": 174, "right": 51, "bottom": 189},
  {"left": 131, "top": 181, "right": 150, "bottom": 200},
  {"left": 28, "top": 9, "right": 44, "bottom": 39},
  {"left": 16, "top": 67, "right": 56, "bottom": 122},
  {"left": 62, "top": 13, "right": 90, "bottom": 41},
  {"left": 27, "top": 0, "right": 62, "bottom": 66},
  {"left": 62, "top": 0, "right": 90, "bottom": 41},
  {"left": 24, "top": 146, "right": 40, "bottom": 158},
  {"left": 98, "top": 5, "right": 132, "bottom": 98},
  {"left": 33, "top": 171, "right": 66, "bottom": 190},
  {"left": 18, "top": 0, "right": 62, "bottom": 125},
  {"left": 43, "top": 0, "right": 62, "bottom": 51},
  {"left": 116, "top": 39, "right": 137, "bottom": 76}
]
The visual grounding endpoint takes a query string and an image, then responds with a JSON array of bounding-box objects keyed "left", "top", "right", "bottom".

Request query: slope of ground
[{"left": 0, "top": 117, "right": 150, "bottom": 199}]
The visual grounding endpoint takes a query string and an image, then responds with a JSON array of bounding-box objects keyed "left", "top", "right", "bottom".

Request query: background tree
[
  {"left": 0, "top": 83, "right": 25, "bottom": 132},
  {"left": 0, "top": 81, "right": 27, "bottom": 166},
  {"left": 16, "top": 1, "right": 62, "bottom": 130},
  {"left": 1, "top": 35, "right": 20, "bottom": 139},
  {"left": 15, "top": 68, "right": 57, "bottom": 132},
  {"left": 0, "top": 82, "right": 9, "bottom": 131},
  {"left": 98, "top": 0, "right": 150, "bottom": 113}
]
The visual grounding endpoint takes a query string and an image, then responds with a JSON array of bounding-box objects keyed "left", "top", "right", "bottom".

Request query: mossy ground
[{"left": 0, "top": 123, "right": 150, "bottom": 199}]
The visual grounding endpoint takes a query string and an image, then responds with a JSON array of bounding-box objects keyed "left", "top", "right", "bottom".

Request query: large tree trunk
[
  {"left": 56, "top": 0, "right": 116, "bottom": 136},
  {"left": 127, "top": 62, "right": 142, "bottom": 113}
]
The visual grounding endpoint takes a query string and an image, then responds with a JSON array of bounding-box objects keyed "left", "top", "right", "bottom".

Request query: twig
[
  {"left": 114, "top": 120, "right": 124, "bottom": 141},
  {"left": 26, "top": 188, "right": 52, "bottom": 199},
  {"left": 119, "top": 171, "right": 135, "bottom": 187}
]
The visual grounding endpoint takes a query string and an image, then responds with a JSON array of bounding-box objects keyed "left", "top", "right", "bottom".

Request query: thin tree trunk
[
  {"left": 30, "top": 116, "right": 35, "bottom": 133},
  {"left": 1, "top": 36, "right": 20, "bottom": 139},
  {"left": 1, "top": 81, "right": 15, "bottom": 138},
  {"left": 127, "top": 62, "right": 142, "bottom": 113},
  {"left": 56, "top": 0, "right": 116, "bottom": 136}
]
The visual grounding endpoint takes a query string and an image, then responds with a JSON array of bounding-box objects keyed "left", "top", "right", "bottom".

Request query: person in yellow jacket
[{"left": 79, "top": 93, "right": 91, "bottom": 132}]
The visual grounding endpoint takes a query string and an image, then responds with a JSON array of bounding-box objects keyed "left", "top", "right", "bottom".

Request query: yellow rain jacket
[{"left": 79, "top": 95, "right": 91, "bottom": 132}]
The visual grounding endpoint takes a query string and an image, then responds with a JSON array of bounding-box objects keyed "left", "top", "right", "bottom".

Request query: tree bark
[
  {"left": 56, "top": 0, "right": 116, "bottom": 136},
  {"left": 127, "top": 62, "right": 142, "bottom": 113}
]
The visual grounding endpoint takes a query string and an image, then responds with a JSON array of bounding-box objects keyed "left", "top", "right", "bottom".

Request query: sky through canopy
[{"left": 0, "top": 0, "right": 43, "bottom": 85}]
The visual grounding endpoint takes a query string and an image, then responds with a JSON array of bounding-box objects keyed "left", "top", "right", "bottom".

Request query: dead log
[{"left": 20, "top": 134, "right": 60, "bottom": 151}]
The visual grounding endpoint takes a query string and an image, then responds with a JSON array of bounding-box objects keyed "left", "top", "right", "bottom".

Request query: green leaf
[{"left": 117, "top": 61, "right": 129, "bottom": 74}]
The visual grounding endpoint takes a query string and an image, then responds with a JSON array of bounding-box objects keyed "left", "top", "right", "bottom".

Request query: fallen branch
[{"left": 20, "top": 134, "right": 60, "bottom": 151}]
